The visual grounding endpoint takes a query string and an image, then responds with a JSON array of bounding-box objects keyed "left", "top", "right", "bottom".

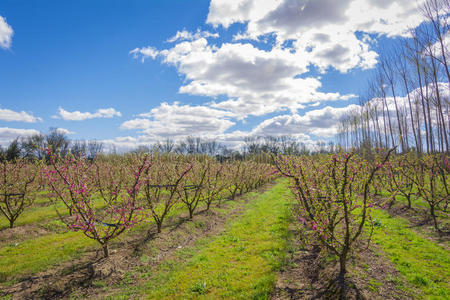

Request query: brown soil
[
  {"left": 0, "top": 185, "right": 269, "bottom": 300},
  {"left": 0, "top": 224, "right": 51, "bottom": 247},
  {"left": 271, "top": 228, "right": 416, "bottom": 300}
]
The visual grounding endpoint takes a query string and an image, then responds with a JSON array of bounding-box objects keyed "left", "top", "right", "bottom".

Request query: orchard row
[
  {"left": 0, "top": 152, "right": 277, "bottom": 257},
  {"left": 1, "top": 149, "right": 448, "bottom": 284},
  {"left": 274, "top": 149, "right": 449, "bottom": 289}
]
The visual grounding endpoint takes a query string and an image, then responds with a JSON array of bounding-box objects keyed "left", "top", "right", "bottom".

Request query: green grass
[
  {"left": 371, "top": 208, "right": 450, "bottom": 299},
  {"left": 0, "top": 185, "right": 270, "bottom": 287},
  {"left": 0, "top": 202, "right": 63, "bottom": 230},
  {"left": 0, "top": 201, "right": 187, "bottom": 285},
  {"left": 377, "top": 186, "right": 448, "bottom": 219},
  {"left": 121, "top": 180, "right": 292, "bottom": 299},
  {"left": 393, "top": 195, "right": 450, "bottom": 233},
  {"left": 34, "top": 190, "right": 56, "bottom": 204},
  {"left": 0, "top": 231, "right": 96, "bottom": 284}
]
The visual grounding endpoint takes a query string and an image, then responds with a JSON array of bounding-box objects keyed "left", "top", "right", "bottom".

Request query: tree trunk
[
  {"left": 390, "top": 87, "right": 405, "bottom": 152},
  {"left": 416, "top": 60, "right": 430, "bottom": 153},
  {"left": 431, "top": 60, "right": 449, "bottom": 152},
  {"left": 430, "top": 204, "right": 439, "bottom": 232},
  {"left": 424, "top": 75, "right": 435, "bottom": 152},
  {"left": 338, "top": 252, "right": 348, "bottom": 300},
  {"left": 157, "top": 222, "right": 162, "bottom": 234},
  {"left": 103, "top": 244, "right": 109, "bottom": 258}
]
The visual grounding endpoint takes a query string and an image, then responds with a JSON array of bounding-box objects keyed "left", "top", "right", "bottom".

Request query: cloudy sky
[{"left": 0, "top": 0, "right": 427, "bottom": 150}]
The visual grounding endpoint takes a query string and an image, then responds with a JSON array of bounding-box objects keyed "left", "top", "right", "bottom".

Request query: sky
[{"left": 0, "top": 0, "right": 428, "bottom": 151}]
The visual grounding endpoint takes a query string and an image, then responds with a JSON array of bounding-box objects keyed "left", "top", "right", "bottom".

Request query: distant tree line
[
  {"left": 337, "top": 0, "right": 449, "bottom": 154},
  {"left": 148, "top": 135, "right": 335, "bottom": 158},
  {"left": 0, "top": 128, "right": 103, "bottom": 162},
  {"left": 139, "top": 137, "right": 225, "bottom": 156},
  {"left": 242, "top": 136, "right": 334, "bottom": 155},
  {"left": 1, "top": 131, "right": 338, "bottom": 163}
]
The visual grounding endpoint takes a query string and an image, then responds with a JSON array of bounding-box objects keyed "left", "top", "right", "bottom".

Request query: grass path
[
  {"left": 0, "top": 231, "right": 95, "bottom": 283},
  {"left": 371, "top": 208, "right": 450, "bottom": 299},
  {"left": 115, "top": 180, "right": 292, "bottom": 299},
  {"left": 0, "top": 181, "right": 288, "bottom": 290},
  {"left": 0, "top": 200, "right": 202, "bottom": 285}
]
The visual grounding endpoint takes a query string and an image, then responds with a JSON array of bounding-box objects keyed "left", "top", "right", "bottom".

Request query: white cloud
[
  {"left": 0, "top": 127, "right": 40, "bottom": 147},
  {"left": 54, "top": 127, "right": 75, "bottom": 135},
  {"left": 127, "top": 0, "right": 430, "bottom": 149},
  {"left": 206, "top": 0, "right": 425, "bottom": 73},
  {"left": 0, "top": 16, "right": 13, "bottom": 49},
  {"left": 290, "top": 29, "right": 379, "bottom": 72},
  {"left": 114, "top": 103, "right": 362, "bottom": 152},
  {"left": 428, "top": 32, "right": 450, "bottom": 57},
  {"left": 0, "top": 107, "right": 42, "bottom": 123},
  {"left": 121, "top": 101, "right": 235, "bottom": 139},
  {"left": 166, "top": 29, "right": 219, "bottom": 43},
  {"left": 101, "top": 135, "right": 162, "bottom": 153},
  {"left": 256, "top": 0, "right": 352, "bottom": 37},
  {"left": 206, "top": 0, "right": 279, "bottom": 29},
  {"left": 120, "top": 118, "right": 153, "bottom": 130},
  {"left": 100, "top": 137, "right": 138, "bottom": 153},
  {"left": 366, "top": 82, "right": 449, "bottom": 127},
  {"left": 133, "top": 0, "right": 427, "bottom": 119},
  {"left": 252, "top": 105, "right": 361, "bottom": 138},
  {"left": 101, "top": 130, "right": 319, "bottom": 153},
  {"left": 349, "top": 0, "right": 425, "bottom": 37},
  {"left": 129, "top": 46, "right": 159, "bottom": 62},
  {"left": 137, "top": 38, "right": 355, "bottom": 118},
  {"left": 232, "top": 31, "right": 257, "bottom": 41},
  {"left": 207, "top": 0, "right": 425, "bottom": 38},
  {"left": 55, "top": 107, "right": 122, "bottom": 121}
]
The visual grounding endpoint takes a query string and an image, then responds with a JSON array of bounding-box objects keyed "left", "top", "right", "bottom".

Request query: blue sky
[{"left": 0, "top": 0, "right": 426, "bottom": 150}]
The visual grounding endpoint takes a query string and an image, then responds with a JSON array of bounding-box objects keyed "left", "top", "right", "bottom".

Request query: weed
[
  {"left": 368, "top": 278, "right": 382, "bottom": 292},
  {"left": 190, "top": 281, "right": 209, "bottom": 294}
]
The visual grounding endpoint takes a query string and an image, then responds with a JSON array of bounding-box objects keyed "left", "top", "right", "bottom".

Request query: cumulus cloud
[
  {"left": 0, "top": 16, "right": 13, "bottom": 49},
  {"left": 54, "top": 107, "right": 122, "bottom": 121},
  {"left": 251, "top": 105, "right": 360, "bottom": 138},
  {"left": 166, "top": 29, "right": 219, "bottom": 43},
  {"left": 132, "top": 0, "right": 426, "bottom": 119},
  {"left": 207, "top": 0, "right": 424, "bottom": 38},
  {"left": 206, "top": 0, "right": 424, "bottom": 73},
  {"left": 101, "top": 135, "right": 170, "bottom": 153},
  {"left": 365, "top": 82, "right": 449, "bottom": 127},
  {"left": 232, "top": 31, "right": 257, "bottom": 41},
  {"left": 206, "top": 0, "right": 279, "bottom": 29},
  {"left": 258, "top": 0, "right": 351, "bottom": 36},
  {"left": 120, "top": 118, "right": 153, "bottom": 130},
  {"left": 121, "top": 102, "right": 235, "bottom": 139},
  {"left": 54, "top": 127, "right": 75, "bottom": 135},
  {"left": 127, "top": 0, "right": 429, "bottom": 147},
  {"left": 0, "top": 107, "right": 42, "bottom": 123},
  {"left": 99, "top": 136, "right": 142, "bottom": 153},
  {"left": 295, "top": 30, "right": 379, "bottom": 72},
  {"left": 135, "top": 38, "right": 355, "bottom": 118},
  {"left": 129, "top": 46, "right": 159, "bottom": 62},
  {"left": 0, "top": 127, "right": 40, "bottom": 147},
  {"left": 114, "top": 103, "right": 362, "bottom": 152}
]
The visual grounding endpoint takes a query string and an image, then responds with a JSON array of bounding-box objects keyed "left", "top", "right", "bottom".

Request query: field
[
  {"left": 2, "top": 0, "right": 450, "bottom": 298},
  {"left": 0, "top": 152, "right": 449, "bottom": 299}
]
